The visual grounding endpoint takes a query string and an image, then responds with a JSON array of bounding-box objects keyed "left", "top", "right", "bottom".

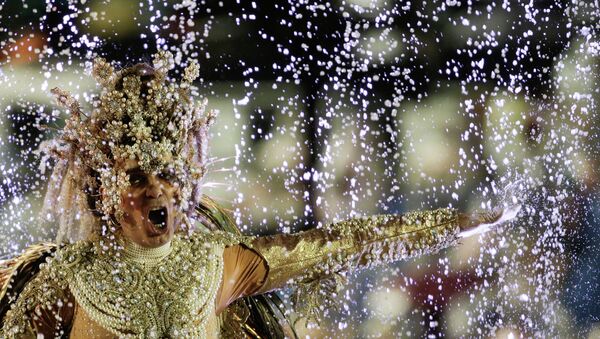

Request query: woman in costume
[{"left": 0, "top": 52, "right": 518, "bottom": 338}]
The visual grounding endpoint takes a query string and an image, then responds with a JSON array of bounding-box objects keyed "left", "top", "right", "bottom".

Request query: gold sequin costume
[
  {"left": 254, "top": 209, "right": 459, "bottom": 292},
  {"left": 1, "top": 208, "right": 460, "bottom": 338},
  {"left": 251, "top": 208, "right": 460, "bottom": 320},
  {"left": 1, "top": 231, "right": 249, "bottom": 338}
]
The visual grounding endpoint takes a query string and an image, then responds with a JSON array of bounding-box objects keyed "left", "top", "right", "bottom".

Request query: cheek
[
  {"left": 167, "top": 187, "right": 181, "bottom": 204},
  {"left": 121, "top": 193, "right": 142, "bottom": 215}
]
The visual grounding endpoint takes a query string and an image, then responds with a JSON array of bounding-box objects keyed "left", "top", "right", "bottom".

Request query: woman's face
[{"left": 117, "top": 159, "right": 181, "bottom": 248}]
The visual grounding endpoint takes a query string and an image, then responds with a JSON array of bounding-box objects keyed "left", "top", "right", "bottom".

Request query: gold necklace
[{"left": 121, "top": 238, "right": 172, "bottom": 268}]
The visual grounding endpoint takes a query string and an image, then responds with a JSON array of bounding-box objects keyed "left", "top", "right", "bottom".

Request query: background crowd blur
[{"left": 0, "top": 1, "right": 598, "bottom": 338}]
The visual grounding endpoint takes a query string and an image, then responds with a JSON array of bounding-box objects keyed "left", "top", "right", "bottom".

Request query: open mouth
[{"left": 148, "top": 207, "right": 168, "bottom": 229}]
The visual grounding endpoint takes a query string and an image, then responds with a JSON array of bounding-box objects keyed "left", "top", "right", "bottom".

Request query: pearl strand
[{"left": 122, "top": 239, "right": 172, "bottom": 268}]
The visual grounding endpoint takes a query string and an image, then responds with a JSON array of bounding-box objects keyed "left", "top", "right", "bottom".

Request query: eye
[
  {"left": 158, "top": 170, "right": 176, "bottom": 181},
  {"left": 129, "top": 173, "right": 146, "bottom": 186}
]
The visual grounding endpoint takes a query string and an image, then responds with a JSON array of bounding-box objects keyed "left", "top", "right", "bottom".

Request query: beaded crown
[{"left": 41, "top": 51, "right": 215, "bottom": 241}]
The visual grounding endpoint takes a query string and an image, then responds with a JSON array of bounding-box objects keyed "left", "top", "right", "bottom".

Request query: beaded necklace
[
  {"left": 121, "top": 238, "right": 172, "bottom": 268},
  {"left": 1, "top": 231, "right": 251, "bottom": 338},
  {"left": 69, "top": 233, "right": 223, "bottom": 337}
]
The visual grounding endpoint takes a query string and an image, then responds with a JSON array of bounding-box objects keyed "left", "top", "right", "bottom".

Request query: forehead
[
  {"left": 118, "top": 158, "right": 175, "bottom": 177},
  {"left": 121, "top": 158, "right": 142, "bottom": 172}
]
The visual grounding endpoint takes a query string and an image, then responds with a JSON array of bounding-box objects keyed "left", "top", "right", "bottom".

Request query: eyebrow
[{"left": 126, "top": 168, "right": 144, "bottom": 175}]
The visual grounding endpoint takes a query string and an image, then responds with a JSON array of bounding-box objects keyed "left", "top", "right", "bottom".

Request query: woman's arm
[
  {"left": 215, "top": 207, "right": 508, "bottom": 312},
  {"left": 1, "top": 272, "right": 74, "bottom": 339},
  {"left": 29, "top": 299, "right": 75, "bottom": 338},
  {"left": 250, "top": 208, "right": 463, "bottom": 294},
  {"left": 1, "top": 244, "right": 76, "bottom": 338}
]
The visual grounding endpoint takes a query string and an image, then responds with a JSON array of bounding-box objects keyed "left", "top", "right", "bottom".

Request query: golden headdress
[{"left": 39, "top": 51, "right": 216, "bottom": 242}]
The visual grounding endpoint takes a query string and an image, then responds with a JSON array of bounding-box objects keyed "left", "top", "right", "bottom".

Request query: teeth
[{"left": 148, "top": 207, "right": 167, "bottom": 229}]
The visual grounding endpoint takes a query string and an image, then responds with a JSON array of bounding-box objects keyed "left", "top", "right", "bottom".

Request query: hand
[
  {"left": 458, "top": 179, "right": 526, "bottom": 238},
  {"left": 458, "top": 204, "right": 521, "bottom": 238}
]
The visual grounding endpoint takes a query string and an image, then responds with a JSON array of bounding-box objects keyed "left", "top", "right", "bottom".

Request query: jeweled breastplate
[{"left": 65, "top": 234, "right": 225, "bottom": 338}]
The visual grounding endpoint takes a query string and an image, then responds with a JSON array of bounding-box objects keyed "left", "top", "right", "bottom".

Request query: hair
[{"left": 84, "top": 169, "right": 103, "bottom": 218}]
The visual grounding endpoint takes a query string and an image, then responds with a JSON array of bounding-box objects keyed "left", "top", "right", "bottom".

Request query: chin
[
  {"left": 122, "top": 221, "right": 176, "bottom": 248},
  {"left": 143, "top": 228, "right": 175, "bottom": 248}
]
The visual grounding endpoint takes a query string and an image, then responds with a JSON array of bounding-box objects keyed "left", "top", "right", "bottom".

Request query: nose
[{"left": 145, "top": 176, "right": 163, "bottom": 198}]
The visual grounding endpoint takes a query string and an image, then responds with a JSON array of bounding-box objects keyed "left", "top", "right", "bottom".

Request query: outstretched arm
[
  {"left": 215, "top": 207, "right": 514, "bottom": 312},
  {"left": 250, "top": 208, "right": 462, "bottom": 294}
]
